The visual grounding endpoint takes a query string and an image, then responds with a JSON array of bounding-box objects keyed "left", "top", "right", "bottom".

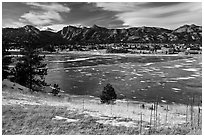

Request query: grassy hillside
[{"left": 2, "top": 79, "right": 202, "bottom": 135}]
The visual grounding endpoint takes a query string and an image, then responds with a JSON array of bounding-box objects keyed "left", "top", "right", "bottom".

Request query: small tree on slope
[{"left": 100, "top": 83, "right": 117, "bottom": 104}]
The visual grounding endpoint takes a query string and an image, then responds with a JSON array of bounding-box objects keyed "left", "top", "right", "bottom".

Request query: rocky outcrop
[{"left": 58, "top": 24, "right": 202, "bottom": 44}]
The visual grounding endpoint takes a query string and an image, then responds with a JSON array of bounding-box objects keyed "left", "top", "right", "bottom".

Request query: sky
[{"left": 2, "top": 2, "right": 202, "bottom": 31}]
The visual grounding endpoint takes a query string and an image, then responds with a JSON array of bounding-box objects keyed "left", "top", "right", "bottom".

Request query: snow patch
[
  {"left": 144, "top": 63, "right": 154, "bottom": 66},
  {"left": 52, "top": 116, "right": 79, "bottom": 122},
  {"left": 96, "top": 119, "right": 138, "bottom": 127},
  {"left": 172, "top": 77, "right": 195, "bottom": 80},
  {"left": 163, "top": 66, "right": 174, "bottom": 69},
  {"left": 172, "top": 88, "right": 181, "bottom": 91},
  {"left": 174, "top": 65, "right": 183, "bottom": 68},
  {"left": 182, "top": 68, "right": 199, "bottom": 72},
  {"left": 161, "top": 100, "right": 167, "bottom": 103}
]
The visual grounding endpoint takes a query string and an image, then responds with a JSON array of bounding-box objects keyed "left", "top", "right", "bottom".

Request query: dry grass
[
  {"left": 2, "top": 102, "right": 140, "bottom": 135},
  {"left": 2, "top": 79, "right": 202, "bottom": 135}
]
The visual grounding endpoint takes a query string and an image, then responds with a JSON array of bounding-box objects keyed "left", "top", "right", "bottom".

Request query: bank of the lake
[{"left": 2, "top": 79, "right": 202, "bottom": 135}]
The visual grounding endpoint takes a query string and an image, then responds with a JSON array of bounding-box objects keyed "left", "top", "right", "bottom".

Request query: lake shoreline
[{"left": 57, "top": 49, "right": 188, "bottom": 57}]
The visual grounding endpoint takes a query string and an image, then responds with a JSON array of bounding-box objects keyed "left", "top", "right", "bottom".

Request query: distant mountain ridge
[{"left": 2, "top": 24, "right": 202, "bottom": 47}]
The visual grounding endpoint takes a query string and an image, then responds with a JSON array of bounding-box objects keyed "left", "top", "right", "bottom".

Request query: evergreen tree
[
  {"left": 100, "top": 83, "right": 117, "bottom": 104},
  {"left": 52, "top": 84, "right": 60, "bottom": 96},
  {"left": 14, "top": 44, "right": 47, "bottom": 91}
]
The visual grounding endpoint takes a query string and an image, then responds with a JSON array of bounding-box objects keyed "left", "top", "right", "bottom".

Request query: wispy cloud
[
  {"left": 95, "top": 2, "right": 202, "bottom": 29},
  {"left": 21, "top": 2, "right": 70, "bottom": 26},
  {"left": 2, "top": 2, "right": 202, "bottom": 30},
  {"left": 26, "top": 2, "right": 70, "bottom": 13},
  {"left": 21, "top": 11, "right": 63, "bottom": 25}
]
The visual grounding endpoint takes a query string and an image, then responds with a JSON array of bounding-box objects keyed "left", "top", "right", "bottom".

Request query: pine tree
[
  {"left": 100, "top": 83, "right": 117, "bottom": 104},
  {"left": 52, "top": 84, "right": 60, "bottom": 96},
  {"left": 14, "top": 44, "right": 47, "bottom": 91}
]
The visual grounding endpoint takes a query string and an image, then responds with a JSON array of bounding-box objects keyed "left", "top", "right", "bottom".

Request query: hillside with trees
[{"left": 2, "top": 24, "right": 202, "bottom": 49}]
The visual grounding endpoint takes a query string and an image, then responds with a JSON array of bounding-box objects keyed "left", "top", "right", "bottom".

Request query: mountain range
[{"left": 2, "top": 24, "right": 202, "bottom": 47}]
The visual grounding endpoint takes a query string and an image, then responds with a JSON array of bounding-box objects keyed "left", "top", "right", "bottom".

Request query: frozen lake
[{"left": 45, "top": 53, "right": 202, "bottom": 104}]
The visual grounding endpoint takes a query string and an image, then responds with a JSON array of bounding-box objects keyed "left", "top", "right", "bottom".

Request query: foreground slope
[{"left": 2, "top": 79, "right": 202, "bottom": 135}]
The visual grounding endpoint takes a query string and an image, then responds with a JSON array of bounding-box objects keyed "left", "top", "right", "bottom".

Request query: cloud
[
  {"left": 96, "top": 2, "right": 138, "bottom": 12},
  {"left": 39, "top": 24, "right": 68, "bottom": 32},
  {"left": 3, "top": 2, "right": 202, "bottom": 29},
  {"left": 21, "top": 11, "right": 62, "bottom": 25},
  {"left": 39, "top": 23, "right": 92, "bottom": 32},
  {"left": 3, "top": 20, "right": 26, "bottom": 28},
  {"left": 26, "top": 2, "right": 70, "bottom": 13},
  {"left": 95, "top": 2, "right": 202, "bottom": 29},
  {"left": 21, "top": 2, "right": 70, "bottom": 26}
]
